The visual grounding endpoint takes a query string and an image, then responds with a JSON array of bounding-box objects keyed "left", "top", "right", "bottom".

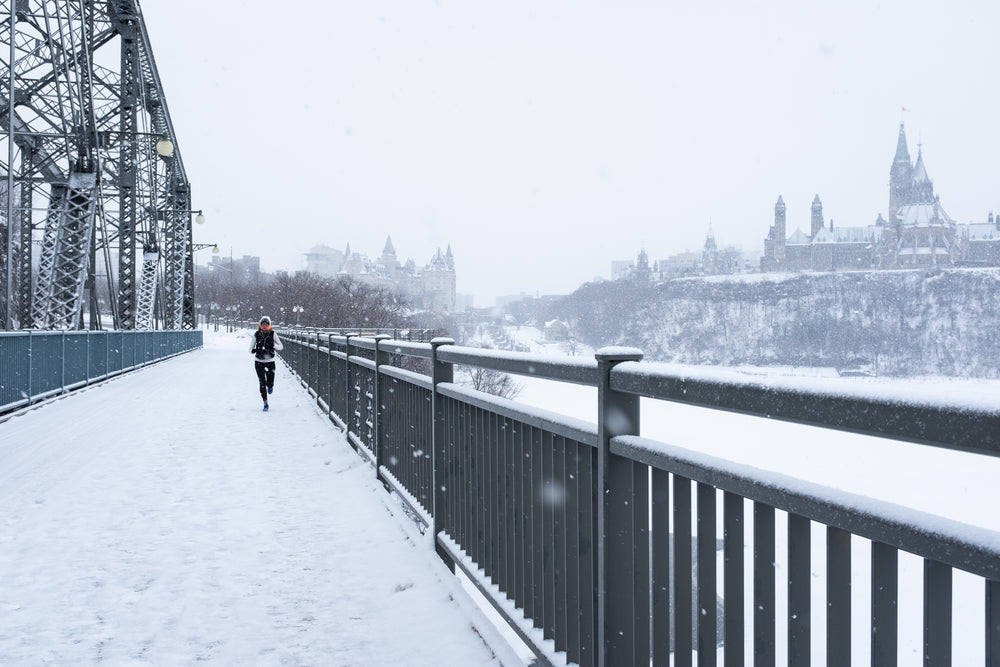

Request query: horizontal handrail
[
  {"left": 610, "top": 360, "right": 1000, "bottom": 457},
  {"left": 438, "top": 345, "right": 599, "bottom": 385}
]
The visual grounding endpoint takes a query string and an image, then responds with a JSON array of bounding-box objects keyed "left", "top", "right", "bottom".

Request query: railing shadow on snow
[{"left": 278, "top": 328, "right": 1000, "bottom": 667}]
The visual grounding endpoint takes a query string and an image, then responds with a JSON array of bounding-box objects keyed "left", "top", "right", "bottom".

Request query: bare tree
[{"left": 458, "top": 344, "right": 522, "bottom": 400}]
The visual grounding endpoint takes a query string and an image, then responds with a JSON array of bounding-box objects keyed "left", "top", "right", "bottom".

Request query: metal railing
[
  {"left": 0, "top": 330, "right": 203, "bottom": 415},
  {"left": 279, "top": 329, "right": 1000, "bottom": 667}
]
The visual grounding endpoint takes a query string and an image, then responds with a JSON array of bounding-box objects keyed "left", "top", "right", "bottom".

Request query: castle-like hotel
[
  {"left": 762, "top": 123, "right": 999, "bottom": 272},
  {"left": 304, "top": 238, "right": 456, "bottom": 313}
]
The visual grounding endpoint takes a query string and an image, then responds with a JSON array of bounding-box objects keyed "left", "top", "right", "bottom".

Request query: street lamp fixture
[
  {"left": 154, "top": 207, "right": 206, "bottom": 224},
  {"left": 292, "top": 305, "right": 304, "bottom": 326},
  {"left": 155, "top": 133, "right": 174, "bottom": 157}
]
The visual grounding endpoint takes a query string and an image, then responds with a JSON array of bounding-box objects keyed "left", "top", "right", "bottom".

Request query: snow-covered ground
[{"left": 0, "top": 329, "right": 522, "bottom": 666}]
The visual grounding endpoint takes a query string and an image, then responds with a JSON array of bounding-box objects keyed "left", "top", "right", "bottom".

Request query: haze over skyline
[{"left": 141, "top": 0, "right": 999, "bottom": 304}]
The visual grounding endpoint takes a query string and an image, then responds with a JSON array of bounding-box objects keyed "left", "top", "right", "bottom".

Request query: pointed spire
[
  {"left": 893, "top": 122, "right": 910, "bottom": 164},
  {"left": 344, "top": 242, "right": 352, "bottom": 257},
  {"left": 383, "top": 236, "right": 396, "bottom": 255},
  {"left": 912, "top": 146, "right": 929, "bottom": 183}
]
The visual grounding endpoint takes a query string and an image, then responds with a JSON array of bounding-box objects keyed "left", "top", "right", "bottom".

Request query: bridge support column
[
  {"left": 431, "top": 337, "right": 455, "bottom": 571},
  {"left": 596, "top": 346, "right": 644, "bottom": 667}
]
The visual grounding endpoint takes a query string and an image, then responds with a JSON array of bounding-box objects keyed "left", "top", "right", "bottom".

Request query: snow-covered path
[{"left": 0, "top": 330, "right": 517, "bottom": 665}]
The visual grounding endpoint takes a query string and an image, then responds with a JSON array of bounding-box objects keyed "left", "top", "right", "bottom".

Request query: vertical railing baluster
[
  {"left": 515, "top": 422, "right": 527, "bottom": 612},
  {"left": 871, "top": 541, "right": 898, "bottom": 667},
  {"left": 723, "top": 492, "right": 744, "bottom": 667},
  {"left": 505, "top": 419, "right": 517, "bottom": 604},
  {"left": 652, "top": 468, "right": 671, "bottom": 667},
  {"left": 827, "top": 526, "right": 851, "bottom": 665},
  {"left": 487, "top": 410, "right": 497, "bottom": 579},
  {"left": 923, "top": 560, "right": 952, "bottom": 666},
  {"left": 473, "top": 404, "right": 482, "bottom": 566},
  {"left": 543, "top": 429, "right": 556, "bottom": 640},
  {"left": 532, "top": 424, "right": 544, "bottom": 630},
  {"left": 698, "top": 483, "right": 717, "bottom": 667},
  {"left": 675, "top": 476, "right": 693, "bottom": 667},
  {"left": 466, "top": 405, "right": 475, "bottom": 561},
  {"left": 490, "top": 412, "right": 499, "bottom": 583},
  {"left": 554, "top": 435, "right": 568, "bottom": 653},
  {"left": 755, "top": 502, "right": 776, "bottom": 667},
  {"left": 497, "top": 416, "right": 509, "bottom": 597},
  {"left": 479, "top": 407, "right": 488, "bottom": 569},
  {"left": 788, "top": 513, "right": 811, "bottom": 666},
  {"left": 449, "top": 396, "right": 460, "bottom": 545},
  {"left": 579, "top": 442, "right": 597, "bottom": 667},
  {"left": 987, "top": 579, "right": 1000, "bottom": 667},
  {"left": 635, "top": 459, "right": 651, "bottom": 664},
  {"left": 565, "top": 439, "right": 581, "bottom": 664}
]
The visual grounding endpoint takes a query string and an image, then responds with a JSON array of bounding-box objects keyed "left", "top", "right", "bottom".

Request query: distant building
[
  {"left": 305, "top": 244, "right": 344, "bottom": 276},
  {"left": 611, "top": 260, "right": 633, "bottom": 280},
  {"left": 614, "top": 230, "right": 743, "bottom": 283},
  {"left": 421, "top": 247, "right": 456, "bottom": 313},
  {"left": 305, "top": 237, "right": 458, "bottom": 313},
  {"left": 762, "top": 122, "right": 1000, "bottom": 272},
  {"left": 208, "top": 253, "right": 262, "bottom": 284},
  {"left": 657, "top": 252, "right": 699, "bottom": 278},
  {"left": 543, "top": 318, "right": 570, "bottom": 341}
]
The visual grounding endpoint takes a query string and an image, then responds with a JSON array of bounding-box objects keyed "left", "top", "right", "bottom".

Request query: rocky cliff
[{"left": 550, "top": 268, "right": 1000, "bottom": 377}]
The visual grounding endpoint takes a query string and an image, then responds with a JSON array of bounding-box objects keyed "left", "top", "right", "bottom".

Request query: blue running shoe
[
  {"left": 263, "top": 403, "right": 269, "bottom": 412},
  {"left": 267, "top": 386, "right": 273, "bottom": 394}
]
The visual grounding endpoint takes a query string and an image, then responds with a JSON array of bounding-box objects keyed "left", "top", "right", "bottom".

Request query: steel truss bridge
[{"left": 0, "top": 0, "right": 196, "bottom": 331}]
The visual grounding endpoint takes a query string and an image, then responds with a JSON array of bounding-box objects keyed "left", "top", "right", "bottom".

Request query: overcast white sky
[{"left": 140, "top": 0, "right": 999, "bottom": 304}]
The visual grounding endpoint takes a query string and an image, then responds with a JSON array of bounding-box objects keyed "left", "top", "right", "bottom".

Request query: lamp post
[
  {"left": 210, "top": 302, "right": 219, "bottom": 332},
  {"left": 158, "top": 207, "right": 206, "bottom": 224},
  {"left": 226, "top": 305, "right": 236, "bottom": 332},
  {"left": 293, "top": 305, "right": 304, "bottom": 327}
]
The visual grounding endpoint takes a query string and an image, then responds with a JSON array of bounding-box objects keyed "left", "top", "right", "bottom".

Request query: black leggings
[{"left": 255, "top": 361, "right": 276, "bottom": 401}]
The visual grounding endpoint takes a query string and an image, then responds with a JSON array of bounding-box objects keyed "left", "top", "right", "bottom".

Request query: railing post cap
[
  {"left": 373, "top": 334, "right": 392, "bottom": 340},
  {"left": 430, "top": 337, "right": 455, "bottom": 347},
  {"left": 595, "top": 346, "right": 644, "bottom": 363}
]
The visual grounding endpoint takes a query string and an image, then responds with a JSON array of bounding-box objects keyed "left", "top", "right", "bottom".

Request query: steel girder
[{"left": 0, "top": 0, "right": 194, "bottom": 330}]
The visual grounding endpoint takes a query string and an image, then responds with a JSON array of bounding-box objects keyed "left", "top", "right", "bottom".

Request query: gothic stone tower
[
  {"left": 811, "top": 194, "right": 824, "bottom": 239},
  {"left": 889, "top": 123, "right": 912, "bottom": 222},
  {"left": 774, "top": 195, "right": 787, "bottom": 261}
]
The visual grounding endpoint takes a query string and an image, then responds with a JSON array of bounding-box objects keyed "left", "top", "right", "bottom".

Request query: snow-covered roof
[
  {"left": 786, "top": 227, "right": 810, "bottom": 245},
  {"left": 897, "top": 201, "right": 953, "bottom": 227},
  {"left": 812, "top": 226, "right": 881, "bottom": 245},
  {"left": 960, "top": 223, "right": 1000, "bottom": 242}
]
